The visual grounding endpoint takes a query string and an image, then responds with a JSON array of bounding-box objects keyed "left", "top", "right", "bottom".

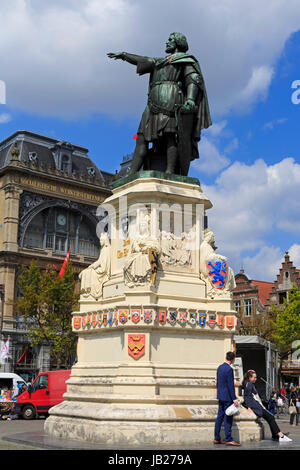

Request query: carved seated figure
[
  {"left": 159, "top": 229, "right": 193, "bottom": 267},
  {"left": 200, "top": 228, "right": 236, "bottom": 298},
  {"left": 79, "top": 232, "right": 111, "bottom": 300},
  {"left": 124, "top": 213, "right": 160, "bottom": 287}
]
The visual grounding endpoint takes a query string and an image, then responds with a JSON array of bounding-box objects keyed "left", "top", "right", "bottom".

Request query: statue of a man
[{"left": 108, "top": 32, "right": 212, "bottom": 176}]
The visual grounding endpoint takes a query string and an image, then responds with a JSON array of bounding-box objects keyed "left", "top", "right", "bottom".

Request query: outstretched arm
[{"left": 107, "top": 52, "right": 148, "bottom": 66}]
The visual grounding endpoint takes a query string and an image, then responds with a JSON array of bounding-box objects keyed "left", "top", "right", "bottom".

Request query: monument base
[
  {"left": 45, "top": 398, "right": 262, "bottom": 447},
  {"left": 45, "top": 175, "right": 262, "bottom": 446}
]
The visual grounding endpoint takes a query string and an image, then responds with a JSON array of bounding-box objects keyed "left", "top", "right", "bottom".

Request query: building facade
[
  {"left": 233, "top": 269, "right": 274, "bottom": 335},
  {"left": 0, "top": 130, "right": 113, "bottom": 380},
  {"left": 233, "top": 252, "right": 300, "bottom": 387},
  {"left": 267, "top": 251, "right": 300, "bottom": 306},
  {"left": 267, "top": 252, "right": 300, "bottom": 386}
]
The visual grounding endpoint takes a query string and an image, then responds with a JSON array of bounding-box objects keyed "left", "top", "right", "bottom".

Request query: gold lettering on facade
[{"left": 19, "top": 177, "right": 104, "bottom": 202}]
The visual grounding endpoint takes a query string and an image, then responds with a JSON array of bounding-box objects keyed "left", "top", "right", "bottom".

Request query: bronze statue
[{"left": 108, "top": 32, "right": 212, "bottom": 176}]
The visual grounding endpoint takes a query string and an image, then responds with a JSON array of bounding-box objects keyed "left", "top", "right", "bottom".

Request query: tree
[
  {"left": 273, "top": 286, "right": 300, "bottom": 348},
  {"left": 15, "top": 261, "right": 79, "bottom": 369},
  {"left": 270, "top": 285, "right": 300, "bottom": 383}
]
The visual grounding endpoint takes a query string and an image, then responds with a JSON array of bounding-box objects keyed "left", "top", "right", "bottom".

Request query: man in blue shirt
[{"left": 214, "top": 351, "right": 241, "bottom": 446}]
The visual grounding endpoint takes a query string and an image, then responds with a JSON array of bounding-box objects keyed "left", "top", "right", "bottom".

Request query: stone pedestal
[{"left": 45, "top": 173, "right": 261, "bottom": 446}]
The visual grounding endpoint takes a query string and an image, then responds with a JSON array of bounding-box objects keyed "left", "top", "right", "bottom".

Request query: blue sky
[{"left": 1, "top": 0, "right": 300, "bottom": 281}]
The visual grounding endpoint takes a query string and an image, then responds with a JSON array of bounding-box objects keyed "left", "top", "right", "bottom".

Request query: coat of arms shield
[
  {"left": 206, "top": 259, "right": 228, "bottom": 289},
  {"left": 128, "top": 334, "right": 145, "bottom": 360}
]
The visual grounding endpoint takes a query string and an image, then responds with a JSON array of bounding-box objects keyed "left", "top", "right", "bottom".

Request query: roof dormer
[{"left": 51, "top": 141, "right": 74, "bottom": 176}]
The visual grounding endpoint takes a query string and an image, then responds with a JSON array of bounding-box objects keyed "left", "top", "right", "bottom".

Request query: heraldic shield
[
  {"left": 128, "top": 334, "right": 145, "bottom": 360},
  {"left": 206, "top": 259, "right": 228, "bottom": 290}
]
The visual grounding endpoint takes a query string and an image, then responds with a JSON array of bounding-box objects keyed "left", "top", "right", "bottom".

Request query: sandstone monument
[{"left": 45, "top": 33, "right": 261, "bottom": 446}]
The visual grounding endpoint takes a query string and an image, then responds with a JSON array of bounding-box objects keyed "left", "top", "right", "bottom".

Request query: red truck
[{"left": 15, "top": 370, "right": 71, "bottom": 419}]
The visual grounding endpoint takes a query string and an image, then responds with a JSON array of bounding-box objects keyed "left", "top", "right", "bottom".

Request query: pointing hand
[{"left": 107, "top": 52, "right": 124, "bottom": 60}]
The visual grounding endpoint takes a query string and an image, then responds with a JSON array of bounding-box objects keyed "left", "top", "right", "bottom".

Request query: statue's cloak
[{"left": 136, "top": 52, "right": 212, "bottom": 166}]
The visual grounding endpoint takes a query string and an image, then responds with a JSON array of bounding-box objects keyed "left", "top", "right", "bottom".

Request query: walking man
[{"left": 214, "top": 351, "right": 241, "bottom": 446}]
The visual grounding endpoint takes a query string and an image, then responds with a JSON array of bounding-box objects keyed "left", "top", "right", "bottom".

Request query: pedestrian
[
  {"left": 242, "top": 370, "right": 292, "bottom": 442},
  {"left": 289, "top": 385, "right": 299, "bottom": 426},
  {"left": 214, "top": 351, "right": 241, "bottom": 446},
  {"left": 267, "top": 392, "right": 276, "bottom": 415},
  {"left": 280, "top": 386, "right": 286, "bottom": 401},
  {"left": 277, "top": 394, "right": 284, "bottom": 416}
]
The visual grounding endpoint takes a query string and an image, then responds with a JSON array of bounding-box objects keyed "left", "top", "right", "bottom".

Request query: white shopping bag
[{"left": 225, "top": 401, "right": 241, "bottom": 416}]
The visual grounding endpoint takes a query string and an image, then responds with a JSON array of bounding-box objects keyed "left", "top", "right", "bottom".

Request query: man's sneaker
[{"left": 279, "top": 435, "right": 292, "bottom": 442}]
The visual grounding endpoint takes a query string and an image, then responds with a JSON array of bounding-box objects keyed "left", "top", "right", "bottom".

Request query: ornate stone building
[{"left": 0, "top": 130, "right": 113, "bottom": 380}]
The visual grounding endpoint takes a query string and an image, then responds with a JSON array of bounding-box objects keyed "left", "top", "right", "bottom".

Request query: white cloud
[
  {"left": 202, "top": 157, "right": 300, "bottom": 280},
  {"left": 242, "top": 245, "right": 284, "bottom": 281},
  {"left": 206, "top": 120, "right": 228, "bottom": 137},
  {"left": 224, "top": 137, "right": 239, "bottom": 154},
  {"left": 263, "top": 117, "right": 288, "bottom": 130},
  {"left": 192, "top": 120, "right": 238, "bottom": 175},
  {"left": 0, "top": 113, "right": 11, "bottom": 124},
  {"left": 236, "top": 65, "right": 274, "bottom": 111},
  {"left": 192, "top": 137, "right": 230, "bottom": 174},
  {"left": 242, "top": 243, "right": 300, "bottom": 281},
  {"left": 1, "top": 0, "right": 300, "bottom": 118},
  {"left": 288, "top": 244, "right": 300, "bottom": 268}
]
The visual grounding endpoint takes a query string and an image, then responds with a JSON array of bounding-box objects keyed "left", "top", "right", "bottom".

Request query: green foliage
[
  {"left": 15, "top": 262, "right": 79, "bottom": 368},
  {"left": 272, "top": 285, "right": 300, "bottom": 346}
]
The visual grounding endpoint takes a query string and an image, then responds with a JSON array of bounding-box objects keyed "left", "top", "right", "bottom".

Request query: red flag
[
  {"left": 59, "top": 248, "right": 71, "bottom": 279},
  {"left": 17, "top": 348, "right": 27, "bottom": 364},
  {"left": 133, "top": 133, "right": 137, "bottom": 140}
]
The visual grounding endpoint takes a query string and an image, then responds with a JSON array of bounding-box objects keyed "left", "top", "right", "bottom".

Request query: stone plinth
[{"left": 45, "top": 175, "right": 262, "bottom": 446}]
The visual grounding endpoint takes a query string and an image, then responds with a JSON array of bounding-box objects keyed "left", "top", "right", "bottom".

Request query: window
[
  {"left": 38, "top": 375, "right": 48, "bottom": 390},
  {"left": 234, "top": 300, "right": 241, "bottom": 313},
  {"left": 87, "top": 167, "right": 96, "bottom": 178},
  {"left": 61, "top": 155, "right": 70, "bottom": 173},
  {"left": 55, "top": 235, "right": 67, "bottom": 253},
  {"left": 28, "top": 152, "right": 38, "bottom": 163},
  {"left": 279, "top": 292, "right": 287, "bottom": 304},
  {"left": 244, "top": 299, "right": 252, "bottom": 317},
  {"left": 31, "top": 374, "right": 48, "bottom": 392},
  {"left": 23, "top": 207, "right": 100, "bottom": 257}
]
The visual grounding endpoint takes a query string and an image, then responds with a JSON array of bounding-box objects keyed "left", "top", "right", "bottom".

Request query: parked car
[{"left": 14, "top": 369, "right": 71, "bottom": 419}]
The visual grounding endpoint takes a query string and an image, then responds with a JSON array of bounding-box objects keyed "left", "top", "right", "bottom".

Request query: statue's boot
[{"left": 165, "top": 147, "right": 177, "bottom": 174}]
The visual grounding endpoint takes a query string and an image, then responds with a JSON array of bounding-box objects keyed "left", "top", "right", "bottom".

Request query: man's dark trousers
[{"left": 214, "top": 400, "right": 234, "bottom": 442}]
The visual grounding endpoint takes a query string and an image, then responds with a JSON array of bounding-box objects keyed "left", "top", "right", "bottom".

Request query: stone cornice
[{"left": 0, "top": 159, "right": 113, "bottom": 194}]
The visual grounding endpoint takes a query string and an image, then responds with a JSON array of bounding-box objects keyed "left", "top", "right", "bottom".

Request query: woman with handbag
[
  {"left": 242, "top": 370, "right": 292, "bottom": 442},
  {"left": 289, "top": 386, "right": 299, "bottom": 426}
]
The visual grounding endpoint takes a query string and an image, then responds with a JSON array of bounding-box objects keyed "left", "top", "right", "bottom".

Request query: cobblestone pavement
[{"left": 1, "top": 414, "right": 300, "bottom": 451}]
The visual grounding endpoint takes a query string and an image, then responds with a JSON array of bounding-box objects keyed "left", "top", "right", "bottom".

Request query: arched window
[{"left": 23, "top": 207, "right": 99, "bottom": 257}]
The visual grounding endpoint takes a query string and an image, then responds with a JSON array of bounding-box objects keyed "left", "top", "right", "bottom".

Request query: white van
[{"left": 0, "top": 373, "right": 26, "bottom": 393}]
